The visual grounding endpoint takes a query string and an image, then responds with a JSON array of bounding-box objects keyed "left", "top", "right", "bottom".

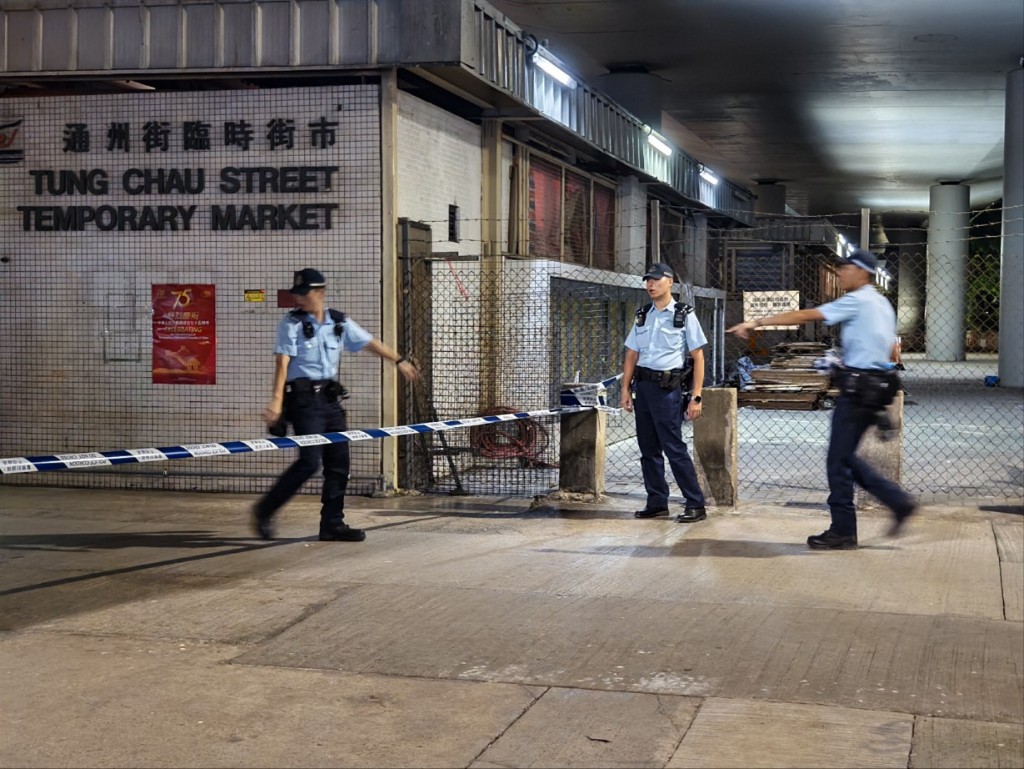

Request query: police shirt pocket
[
  {"left": 660, "top": 327, "right": 683, "bottom": 346},
  {"left": 635, "top": 327, "right": 651, "bottom": 351}
]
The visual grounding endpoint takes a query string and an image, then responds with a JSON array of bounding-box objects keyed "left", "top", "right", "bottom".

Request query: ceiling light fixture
[
  {"left": 532, "top": 53, "right": 576, "bottom": 89},
  {"left": 647, "top": 130, "right": 672, "bottom": 157},
  {"left": 698, "top": 165, "right": 719, "bottom": 185}
]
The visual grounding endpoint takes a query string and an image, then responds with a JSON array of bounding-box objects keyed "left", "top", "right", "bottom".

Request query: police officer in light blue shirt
[
  {"left": 252, "top": 268, "right": 420, "bottom": 542},
  {"left": 621, "top": 263, "right": 710, "bottom": 523},
  {"left": 729, "top": 249, "right": 916, "bottom": 550}
]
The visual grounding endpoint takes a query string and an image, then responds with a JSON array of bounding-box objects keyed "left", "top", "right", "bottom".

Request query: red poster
[{"left": 152, "top": 284, "right": 217, "bottom": 385}]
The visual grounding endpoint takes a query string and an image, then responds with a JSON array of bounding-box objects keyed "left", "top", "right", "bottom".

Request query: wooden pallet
[
  {"left": 738, "top": 390, "right": 821, "bottom": 410},
  {"left": 751, "top": 369, "right": 830, "bottom": 387},
  {"left": 741, "top": 340, "right": 836, "bottom": 410}
]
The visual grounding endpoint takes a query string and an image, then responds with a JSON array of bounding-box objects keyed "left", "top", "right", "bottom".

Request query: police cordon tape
[
  {"left": 0, "top": 376, "right": 623, "bottom": 476},
  {"left": 0, "top": 407, "right": 588, "bottom": 475}
]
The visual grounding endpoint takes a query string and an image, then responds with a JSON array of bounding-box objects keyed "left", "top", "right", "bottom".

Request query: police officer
[
  {"left": 620, "top": 263, "right": 709, "bottom": 523},
  {"left": 728, "top": 249, "right": 916, "bottom": 550},
  {"left": 252, "top": 268, "right": 420, "bottom": 541}
]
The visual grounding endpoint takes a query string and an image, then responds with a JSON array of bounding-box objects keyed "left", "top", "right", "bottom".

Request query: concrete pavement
[{"left": 1, "top": 486, "right": 1021, "bottom": 768}]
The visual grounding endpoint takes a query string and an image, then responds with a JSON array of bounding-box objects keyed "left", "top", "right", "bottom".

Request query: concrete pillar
[
  {"left": 925, "top": 183, "right": 969, "bottom": 361},
  {"left": 999, "top": 66, "right": 1024, "bottom": 388},
  {"left": 558, "top": 406, "right": 606, "bottom": 496},
  {"left": 480, "top": 120, "right": 505, "bottom": 409},
  {"left": 616, "top": 175, "right": 647, "bottom": 274},
  {"left": 692, "top": 387, "right": 737, "bottom": 507},
  {"left": 379, "top": 70, "right": 401, "bottom": 491},
  {"left": 857, "top": 392, "right": 905, "bottom": 505}
]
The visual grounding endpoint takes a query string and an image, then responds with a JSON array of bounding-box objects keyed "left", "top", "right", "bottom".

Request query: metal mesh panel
[
  {"left": 724, "top": 210, "right": 1022, "bottom": 505},
  {"left": 401, "top": 258, "right": 568, "bottom": 496},
  {"left": 0, "top": 85, "right": 385, "bottom": 495},
  {"left": 1, "top": 85, "right": 1019, "bottom": 507},
  {"left": 398, "top": 252, "right": 725, "bottom": 499}
]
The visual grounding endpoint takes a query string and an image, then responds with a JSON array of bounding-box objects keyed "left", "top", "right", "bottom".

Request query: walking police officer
[
  {"left": 620, "top": 263, "right": 709, "bottom": 523},
  {"left": 253, "top": 268, "right": 420, "bottom": 541},
  {"left": 728, "top": 249, "right": 916, "bottom": 549}
]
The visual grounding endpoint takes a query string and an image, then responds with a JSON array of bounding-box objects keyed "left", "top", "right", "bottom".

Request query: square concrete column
[
  {"left": 616, "top": 175, "right": 647, "bottom": 275},
  {"left": 558, "top": 407, "right": 607, "bottom": 496},
  {"left": 692, "top": 387, "right": 738, "bottom": 507}
]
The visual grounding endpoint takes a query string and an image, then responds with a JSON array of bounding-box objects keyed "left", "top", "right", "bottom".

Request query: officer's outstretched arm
[
  {"left": 362, "top": 338, "right": 421, "bottom": 383},
  {"left": 728, "top": 308, "right": 824, "bottom": 339}
]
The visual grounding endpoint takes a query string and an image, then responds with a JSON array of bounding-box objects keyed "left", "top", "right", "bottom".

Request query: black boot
[
  {"left": 251, "top": 505, "right": 275, "bottom": 540},
  {"left": 634, "top": 507, "right": 669, "bottom": 519},
  {"left": 675, "top": 507, "right": 707, "bottom": 523},
  {"left": 319, "top": 523, "right": 366, "bottom": 542},
  {"left": 807, "top": 528, "right": 857, "bottom": 550}
]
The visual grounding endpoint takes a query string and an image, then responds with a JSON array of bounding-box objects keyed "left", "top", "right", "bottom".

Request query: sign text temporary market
[
  {"left": 12, "top": 114, "right": 349, "bottom": 232},
  {"left": 16, "top": 165, "right": 341, "bottom": 231}
]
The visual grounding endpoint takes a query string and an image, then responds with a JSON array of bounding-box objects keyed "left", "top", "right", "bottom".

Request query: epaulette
[
  {"left": 289, "top": 308, "right": 346, "bottom": 338},
  {"left": 635, "top": 301, "right": 692, "bottom": 329}
]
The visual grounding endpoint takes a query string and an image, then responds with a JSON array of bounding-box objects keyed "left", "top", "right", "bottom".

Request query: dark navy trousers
[
  {"left": 633, "top": 379, "right": 705, "bottom": 509},
  {"left": 826, "top": 395, "right": 912, "bottom": 536},
  {"left": 256, "top": 389, "right": 350, "bottom": 533}
]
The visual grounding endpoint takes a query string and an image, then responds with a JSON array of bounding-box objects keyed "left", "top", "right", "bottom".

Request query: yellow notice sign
[
  {"left": 244, "top": 289, "right": 266, "bottom": 303},
  {"left": 743, "top": 291, "right": 800, "bottom": 329}
]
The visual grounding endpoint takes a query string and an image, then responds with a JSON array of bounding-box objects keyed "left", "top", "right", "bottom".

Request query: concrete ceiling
[{"left": 486, "top": 0, "right": 1023, "bottom": 223}]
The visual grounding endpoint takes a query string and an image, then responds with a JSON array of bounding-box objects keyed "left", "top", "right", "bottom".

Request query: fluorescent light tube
[
  {"left": 699, "top": 167, "right": 719, "bottom": 185},
  {"left": 533, "top": 54, "right": 576, "bottom": 88},
  {"left": 647, "top": 132, "right": 673, "bottom": 156}
]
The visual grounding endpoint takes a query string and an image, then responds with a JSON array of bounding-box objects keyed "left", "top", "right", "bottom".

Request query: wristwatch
[{"left": 691, "top": 395, "right": 702, "bottom": 404}]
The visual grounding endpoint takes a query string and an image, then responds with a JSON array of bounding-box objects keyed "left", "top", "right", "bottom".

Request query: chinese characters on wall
[{"left": 16, "top": 116, "right": 345, "bottom": 232}]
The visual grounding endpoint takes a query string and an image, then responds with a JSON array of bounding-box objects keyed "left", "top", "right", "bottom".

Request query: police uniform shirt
[
  {"left": 275, "top": 308, "right": 372, "bottom": 381},
  {"left": 625, "top": 303, "right": 708, "bottom": 371},
  {"left": 818, "top": 284, "right": 896, "bottom": 370}
]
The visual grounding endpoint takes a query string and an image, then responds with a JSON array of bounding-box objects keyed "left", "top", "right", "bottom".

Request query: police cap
[{"left": 289, "top": 268, "right": 327, "bottom": 295}]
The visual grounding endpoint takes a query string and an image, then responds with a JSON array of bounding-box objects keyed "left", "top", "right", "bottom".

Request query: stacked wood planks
[{"left": 738, "top": 342, "right": 837, "bottom": 410}]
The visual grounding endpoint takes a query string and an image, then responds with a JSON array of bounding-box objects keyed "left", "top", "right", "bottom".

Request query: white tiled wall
[
  {"left": 396, "top": 91, "right": 482, "bottom": 257},
  {"left": 396, "top": 91, "right": 486, "bottom": 414},
  {"left": 0, "top": 85, "right": 384, "bottom": 494}
]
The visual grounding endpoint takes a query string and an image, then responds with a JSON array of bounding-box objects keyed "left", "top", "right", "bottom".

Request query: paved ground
[{"left": 1, "top": 486, "right": 1022, "bottom": 768}]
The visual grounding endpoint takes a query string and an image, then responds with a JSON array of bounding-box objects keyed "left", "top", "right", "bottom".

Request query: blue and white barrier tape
[
  {"left": 0, "top": 406, "right": 590, "bottom": 475},
  {"left": 560, "top": 374, "right": 622, "bottom": 409}
]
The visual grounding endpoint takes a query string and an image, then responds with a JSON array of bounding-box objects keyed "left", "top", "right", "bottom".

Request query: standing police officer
[
  {"left": 620, "top": 263, "right": 709, "bottom": 523},
  {"left": 728, "top": 249, "right": 916, "bottom": 550},
  {"left": 253, "top": 268, "right": 420, "bottom": 542}
]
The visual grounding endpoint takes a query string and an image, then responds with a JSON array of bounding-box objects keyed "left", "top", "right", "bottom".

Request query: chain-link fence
[
  {"left": 398, "top": 208, "right": 1020, "bottom": 507},
  {"left": 1, "top": 85, "right": 1019, "bottom": 508},
  {"left": 722, "top": 209, "right": 1022, "bottom": 505},
  {"left": 396, "top": 227, "right": 727, "bottom": 499}
]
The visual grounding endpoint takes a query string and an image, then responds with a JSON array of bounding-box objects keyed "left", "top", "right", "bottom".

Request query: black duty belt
[
  {"left": 285, "top": 379, "right": 332, "bottom": 393},
  {"left": 634, "top": 366, "right": 685, "bottom": 382}
]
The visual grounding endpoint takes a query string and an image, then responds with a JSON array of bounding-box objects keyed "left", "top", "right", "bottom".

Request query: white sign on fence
[{"left": 743, "top": 291, "right": 801, "bottom": 329}]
